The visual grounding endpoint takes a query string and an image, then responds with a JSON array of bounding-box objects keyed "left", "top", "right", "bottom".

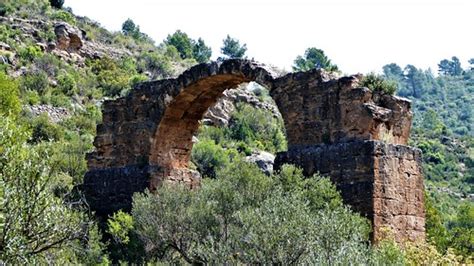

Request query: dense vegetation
[{"left": 0, "top": 0, "right": 472, "bottom": 264}]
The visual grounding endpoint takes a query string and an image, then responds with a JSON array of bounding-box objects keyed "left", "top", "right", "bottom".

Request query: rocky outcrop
[
  {"left": 54, "top": 22, "right": 83, "bottom": 52},
  {"left": 0, "top": 16, "right": 131, "bottom": 67},
  {"left": 245, "top": 150, "right": 275, "bottom": 175},
  {"left": 27, "top": 104, "right": 70, "bottom": 122},
  {"left": 84, "top": 59, "right": 424, "bottom": 243},
  {"left": 203, "top": 84, "right": 280, "bottom": 126}
]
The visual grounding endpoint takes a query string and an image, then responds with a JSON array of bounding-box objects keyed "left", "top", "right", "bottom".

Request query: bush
[
  {"left": 137, "top": 51, "right": 174, "bottom": 78},
  {"left": 51, "top": 10, "right": 76, "bottom": 25},
  {"left": 57, "top": 71, "right": 77, "bottom": 95},
  {"left": 361, "top": 73, "right": 397, "bottom": 95},
  {"left": 0, "top": 117, "right": 83, "bottom": 264},
  {"left": 29, "top": 114, "right": 63, "bottom": 143},
  {"left": 228, "top": 103, "right": 287, "bottom": 153},
  {"left": 129, "top": 162, "right": 371, "bottom": 264},
  {"left": 0, "top": 72, "right": 21, "bottom": 117},
  {"left": 21, "top": 70, "right": 49, "bottom": 93},
  {"left": 18, "top": 45, "right": 44, "bottom": 64},
  {"left": 191, "top": 139, "right": 234, "bottom": 178}
]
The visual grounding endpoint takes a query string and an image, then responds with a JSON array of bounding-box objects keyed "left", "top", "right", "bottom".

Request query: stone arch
[
  {"left": 84, "top": 59, "right": 425, "bottom": 242},
  {"left": 147, "top": 60, "right": 277, "bottom": 188}
]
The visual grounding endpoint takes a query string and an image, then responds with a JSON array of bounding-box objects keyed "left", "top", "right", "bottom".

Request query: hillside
[{"left": 0, "top": 0, "right": 472, "bottom": 264}]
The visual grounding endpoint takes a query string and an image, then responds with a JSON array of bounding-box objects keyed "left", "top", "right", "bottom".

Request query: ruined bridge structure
[{"left": 84, "top": 59, "right": 425, "bottom": 242}]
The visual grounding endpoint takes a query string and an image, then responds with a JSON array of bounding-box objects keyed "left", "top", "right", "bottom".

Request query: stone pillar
[{"left": 274, "top": 141, "right": 425, "bottom": 242}]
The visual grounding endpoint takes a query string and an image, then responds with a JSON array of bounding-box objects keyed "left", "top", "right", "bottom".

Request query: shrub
[
  {"left": 18, "top": 45, "right": 43, "bottom": 63},
  {"left": 34, "top": 53, "right": 62, "bottom": 76},
  {"left": 0, "top": 72, "right": 21, "bottom": 117},
  {"left": 51, "top": 10, "right": 76, "bottom": 25},
  {"left": 21, "top": 70, "right": 49, "bottom": 93},
  {"left": 137, "top": 51, "right": 173, "bottom": 78},
  {"left": 0, "top": 117, "right": 83, "bottom": 264},
  {"left": 229, "top": 103, "right": 287, "bottom": 153},
  {"left": 29, "top": 114, "right": 63, "bottom": 143},
  {"left": 129, "top": 162, "right": 371, "bottom": 264},
  {"left": 191, "top": 139, "right": 233, "bottom": 178},
  {"left": 108, "top": 211, "right": 134, "bottom": 245},
  {"left": 360, "top": 73, "right": 397, "bottom": 95},
  {"left": 57, "top": 71, "right": 77, "bottom": 95}
]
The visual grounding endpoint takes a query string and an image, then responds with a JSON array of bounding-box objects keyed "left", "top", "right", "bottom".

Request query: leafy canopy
[
  {"left": 293, "top": 47, "right": 338, "bottom": 72},
  {"left": 220, "top": 35, "right": 247, "bottom": 59}
]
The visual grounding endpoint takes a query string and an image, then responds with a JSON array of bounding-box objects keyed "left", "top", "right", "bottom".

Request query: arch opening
[{"left": 149, "top": 74, "right": 283, "bottom": 188}]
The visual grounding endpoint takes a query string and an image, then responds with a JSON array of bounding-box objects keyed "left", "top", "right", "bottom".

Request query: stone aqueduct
[{"left": 84, "top": 59, "right": 425, "bottom": 242}]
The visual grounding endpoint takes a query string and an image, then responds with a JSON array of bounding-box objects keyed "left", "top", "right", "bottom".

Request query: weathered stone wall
[
  {"left": 83, "top": 59, "right": 424, "bottom": 242},
  {"left": 274, "top": 141, "right": 424, "bottom": 242}
]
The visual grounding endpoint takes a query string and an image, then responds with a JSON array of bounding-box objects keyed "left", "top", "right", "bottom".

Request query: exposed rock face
[
  {"left": 54, "top": 22, "right": 83, "bottom": 52},
  {"left": 27, "top": 105, "right": 70, "bottom": 122},
  {"left": 245, "top": 150, "right": 275, "bottom": 175},
  {"left": 203, "top": 84, "right": 280, "bottom": 126},
  {"left": 83, "top": 59, "right": 424, "bottom": 243},
  {"left": 0, "top": 16, "right": 132, "bottom": 67}
]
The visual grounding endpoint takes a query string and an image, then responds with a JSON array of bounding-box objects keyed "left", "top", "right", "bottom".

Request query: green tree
[
  {"left": 121, "top": 18, "right": 144, "bottom": 40},
  {"left": 448, "top": 202, "right": 474, "bottom": 257},
  {"left": 293, "top": 47, "right": 338, "bottom": 72},
  {"left": 438, "top": 56, "right": 463, "bottom": 76},
  {"left": 220, "top": 35, "right": 247, "bottom": 59},
  {"left": 192, "top": 38, "right": 212, "bottom": 63},
  {"left": 0, "top": 118, "right": 83, "bottom": 263},
  {"left": 165, "top": 30, "right": 194, "bottom": 60},
  {"left": 425, "top": 192, "right": 450, "bottom": 251},
  {"left": 49, "top": 0, "right": 64, "bottom": 9},
  {"left": 383, "top": 63, "right": 404, "bottom": 79},
  {"left": 122, "top": 19, "right": 136, "bottom": 35},
  {"left": 468, "top": 58, "right": 474, "bottom": 70}
]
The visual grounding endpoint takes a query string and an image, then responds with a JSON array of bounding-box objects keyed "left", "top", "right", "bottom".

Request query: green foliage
[
  {"left": 228, "top": 103, "right": 287, "bottom": 153},
  {"left": 57, "top": 70, "right": 77, "bottom": 96},
  {"left": 29, "top": 114, "right": 64, "bottom": 143},
  {"left": 91, "top": 57, "right": 135, "bottom": 97},
  {"left": 108, "top": 211, "right": 134, "bottom": 245},
  {"left": 130, "top": 162, "right": 370, "bottom": 263},
  {"left": 18, "top": 45, "right": 43, "bottom": 64},
  {"left": 447, "top": 202, "right": 474, "bottom": 257},
  {"left": 361, "top": 72, "right": 397, "bottom": 95},
  {"left": 0, "top": 118, "right": 83, "bottom": 263},
  {"left": 121, "top": 18, "right": 137, "bottom": 36},
  {"left": 165, "top": 30, "right": 194, "bottom": 60},
  {"left": 438, "top": 56, "right": 463, "bottom": 76},
  {"left": 191, "top": 139, "right": 234, "bottom": 178},
  {"left": 425, "top": 192, "right": 450, "bottom": 251},
  {"left": 50, "top": 10, "right": 76, "bottom": 25},
  {"left": 293, "top": 47, "right": 338, "bottom": 72},
  {"left": 220, "top": 35, "right": 247, "bottom": 59},
  {"left": 121, "top": 18, "right": 145, "bottom": 40},
  {"left": 49, "top": 0, "right": 64, "bottom": 9},
  {"left": 276, "top": 164, "right": 343, "bottom": 211},
  {"left": 0, "top": 72, "right": 21, "bottom": 117},
  {"left": 193, "top": 38, "right": 212, "bottom": 63},
  {"left": 21, "top": 70, "right": 49, "bottom": 93},
  {"left": 137, "top": 51, "right": 173, "bottom": 78}
]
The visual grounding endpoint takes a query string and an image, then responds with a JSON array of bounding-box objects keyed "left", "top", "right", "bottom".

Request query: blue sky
[{"left": 66, "top": 0, "right": 473, "bottom": 75}]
